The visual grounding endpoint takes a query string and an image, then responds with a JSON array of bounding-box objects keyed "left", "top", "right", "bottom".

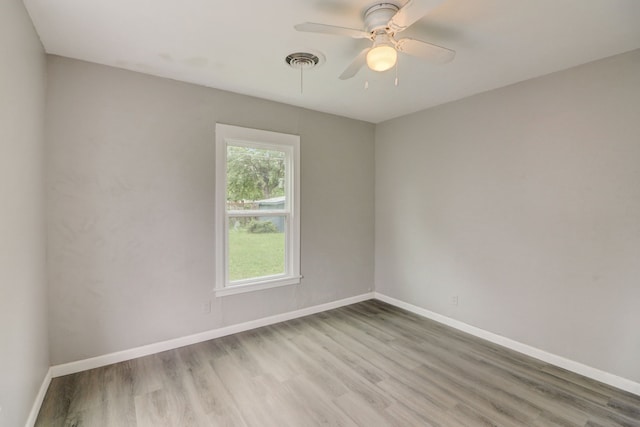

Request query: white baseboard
[
  {"left": 46, "top": 290, "right": 640, "bottom": 398},
  {"left": 25, "top": 368, "right": 52, "bottom": 427},
  {"left": 50, "top": 292, "right": 375, "bottom": 377},
  {"left": 375, "top": 292, "right": 640, "bottom": 397}
]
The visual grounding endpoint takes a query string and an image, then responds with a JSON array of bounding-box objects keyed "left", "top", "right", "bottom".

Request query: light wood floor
[{"left": 36, "top": 300, "right": 640, "bottom": 426}]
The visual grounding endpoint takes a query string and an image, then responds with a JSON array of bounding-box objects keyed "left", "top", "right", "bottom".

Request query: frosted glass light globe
[{"left": 366, "top": 45, "right": 397, "bottom": 72}]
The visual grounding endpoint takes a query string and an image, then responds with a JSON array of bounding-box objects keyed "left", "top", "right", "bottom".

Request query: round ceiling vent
[{"left": 285, "top": 52, "right": 321, "bottom": 69}]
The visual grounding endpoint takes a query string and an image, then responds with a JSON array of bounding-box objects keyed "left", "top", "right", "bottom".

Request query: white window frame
[{"left": 214, "top": 123, "right": 300, "bottom": 297}]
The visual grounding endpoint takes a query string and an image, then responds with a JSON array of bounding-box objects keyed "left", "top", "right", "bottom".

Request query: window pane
[
  {"left": 215, "top": 123, "right": 300, "bottom": 294},
  {"left": 226, "top": 145, "right": 286, "bottom": 210},
  {"left": 228, "top": 215, "right": 286, "bottom": 282}
]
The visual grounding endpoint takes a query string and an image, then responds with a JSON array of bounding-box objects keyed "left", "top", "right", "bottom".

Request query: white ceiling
[{"left": 24, "top": 0, "right": 640, "bottom": 123}]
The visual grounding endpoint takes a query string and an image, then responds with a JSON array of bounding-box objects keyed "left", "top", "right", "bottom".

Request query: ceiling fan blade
[
  {"left": 294, "top": 22, "right": 370, "bottom": 39},
  {"left": 339, "top": 48, "right": 370, "bottom": 80},
  {"left": 396, "top": 38, "right": 455, "bottom": 63},
  {"left": 388, "top": 0, "right": 446, "bottom": 32}
]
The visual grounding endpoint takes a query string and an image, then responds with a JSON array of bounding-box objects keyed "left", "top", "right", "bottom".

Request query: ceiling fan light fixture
[
  {"left": 366, "top": 39, "right": 397, "bottom": 72},
  {"left": 295, "top": 0, "right": 455, "bottom": 79}
]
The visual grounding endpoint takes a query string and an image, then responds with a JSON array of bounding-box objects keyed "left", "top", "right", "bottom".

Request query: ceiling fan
[{"left": 295, "top": 0, "right": 455, "bottom": 80}]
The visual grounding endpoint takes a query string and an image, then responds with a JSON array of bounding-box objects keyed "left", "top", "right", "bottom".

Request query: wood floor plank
[
  {"left": 384, "top": 401, "right": 444, "bottom": 427},
  {"left": 129, "top": 355, "right": 164, "bottom": 397},
  {"left": 375, "top": 376, "right": 458, "bottom": 426},
  {"left": 185, "top": 362, "right": 244, "bottom": 424},
  {"left": 334, "top": 391, "right": 393, "bottom": 427},
  {"left": 286, "top": 332, "right": 393, "bottom": 411},
  {"left": 35, "top": 300, "right": 640, "bottom": 427},
  {"left": 264, "top": 324, "right": 351, "bottom": 398},
  {"left": 282, "top": 375, "right": 358, "bottom": 426}
]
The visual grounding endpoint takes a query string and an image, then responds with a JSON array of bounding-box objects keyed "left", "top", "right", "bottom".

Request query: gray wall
[
  {"left": 375, "top": 49, "right": 640, "bottom": 383},
  {"left": 0, "top": 1, "right": 49, "bottom": 425},
  {"left": 45, "top": 56, "right": 375, "bottom": 365}
]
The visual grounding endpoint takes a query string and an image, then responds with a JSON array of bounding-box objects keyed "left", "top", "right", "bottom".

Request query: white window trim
[{"left": 214, "top": 123, "right": 300, "bottom": 297}]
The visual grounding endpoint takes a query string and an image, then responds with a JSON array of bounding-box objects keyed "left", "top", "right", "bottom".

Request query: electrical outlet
[
  {"left": 451, "top": 295, "right": 459, "bottom": 306},
  {"left": 202, "top": 300, "right": 211, "bottom": 314}
]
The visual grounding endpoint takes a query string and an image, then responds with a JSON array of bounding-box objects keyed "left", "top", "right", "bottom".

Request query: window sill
[{"left": 214, "top": 276, "right": 302, "bottom": 297}]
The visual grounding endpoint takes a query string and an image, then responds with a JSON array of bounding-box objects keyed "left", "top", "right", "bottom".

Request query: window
[{"left": 215, "top": 124, "right": 300, "bottom": 296}]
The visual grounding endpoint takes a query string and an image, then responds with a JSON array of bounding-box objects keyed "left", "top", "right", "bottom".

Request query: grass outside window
[{"left": 228, "top": 229, "right": 285, "bottom": 282}]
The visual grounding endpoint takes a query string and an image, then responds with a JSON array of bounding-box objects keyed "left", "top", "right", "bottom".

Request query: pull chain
[{"left": 395, "top": 58, "right": 399, "bottom": 87}]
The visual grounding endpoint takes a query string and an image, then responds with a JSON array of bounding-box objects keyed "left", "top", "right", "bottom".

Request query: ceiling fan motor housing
[{"left": 364, "top": 3, "right": 400, "bottom": 33}]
